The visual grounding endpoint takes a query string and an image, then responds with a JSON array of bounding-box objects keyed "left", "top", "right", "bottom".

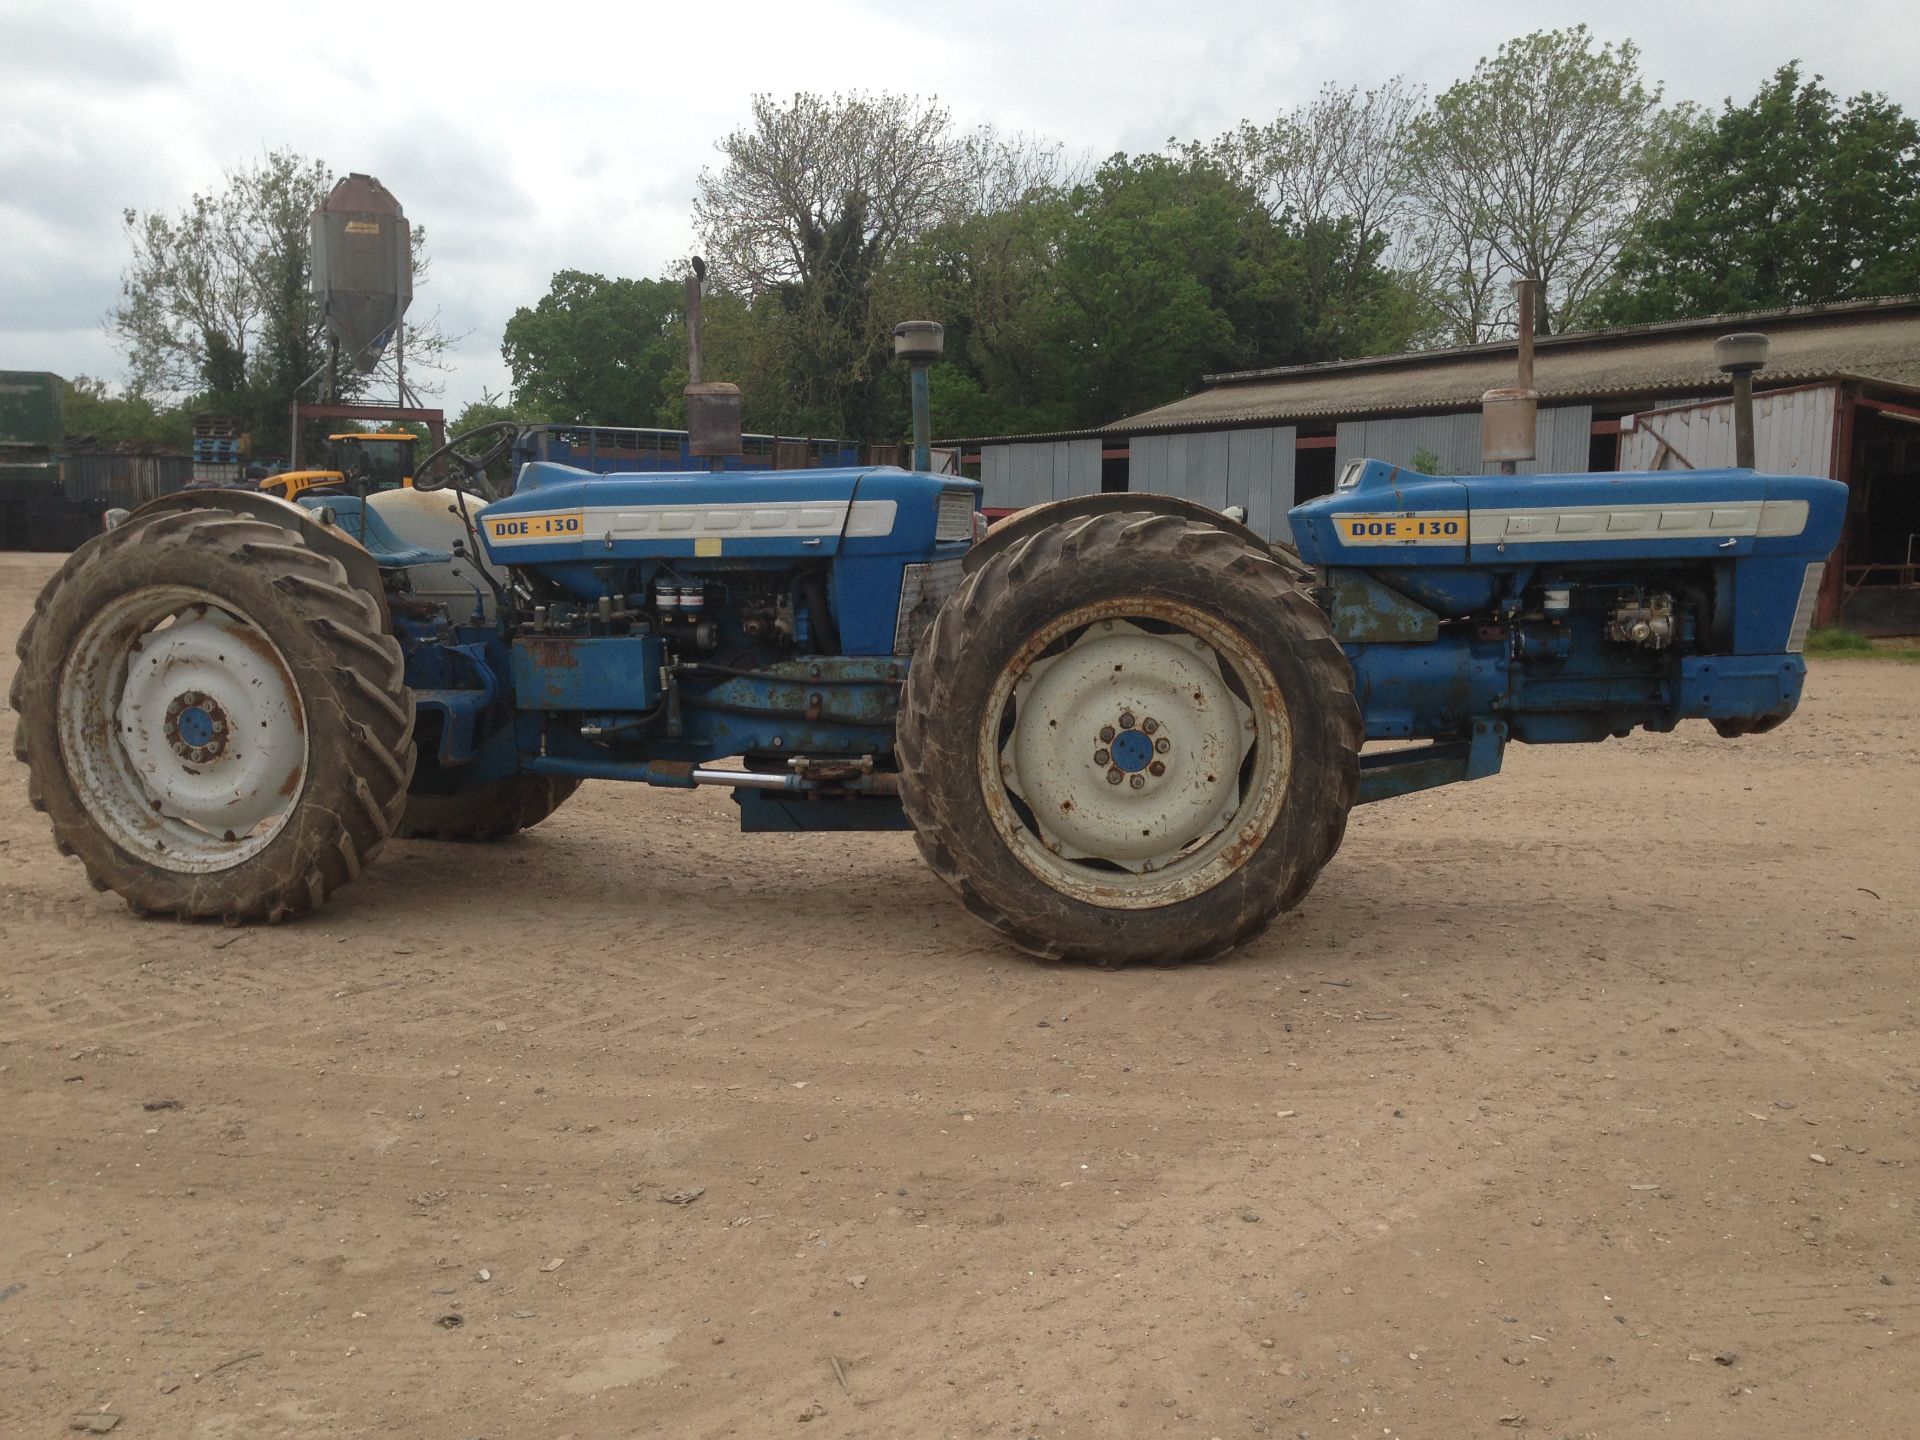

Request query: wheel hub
[
  {"left": 1107, "top": 724, "right": 1155, "bottom": 774},
  {"left": 164, "top": 690, "right": 229, "bottom": 763}
]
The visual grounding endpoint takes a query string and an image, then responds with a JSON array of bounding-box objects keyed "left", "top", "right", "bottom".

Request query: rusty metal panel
[
  {"left": 1131, "top": 427, "right": 1297, "bottom": 540},
  {"left": 979, "top": 440, "right": 1100, "bottom": 509},
  {"left": 1335, "top": 405, "right": 1592, "bottom": 477},
  {"left": 1618, "top": 385, "right": 1838, "bottom": 475}
]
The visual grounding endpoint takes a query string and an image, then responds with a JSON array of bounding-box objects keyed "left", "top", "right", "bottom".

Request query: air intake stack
[{"left": 1715, "top": 332, "right": 1770, "bottom": 469}]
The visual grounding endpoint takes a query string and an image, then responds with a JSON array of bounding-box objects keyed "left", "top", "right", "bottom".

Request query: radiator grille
[
  {"left": 894, "top": 558, "right": 966, "bottom": 655},
  {"left": 1786, "top": 562, "right": 1824, "bottom": 653}
]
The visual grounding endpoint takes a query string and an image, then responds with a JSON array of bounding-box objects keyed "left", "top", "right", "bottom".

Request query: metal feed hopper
[{"left": 310, "top": 174, "right": 412, "bottom": 373}]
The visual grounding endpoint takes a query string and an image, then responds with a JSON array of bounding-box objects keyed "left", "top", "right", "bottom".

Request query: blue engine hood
[
  {"left": 1291, "top": 460, "right": 1846, "bottom": 567},
  {"left": 476, "top": 463, "right": 904, "bottom": 563}
]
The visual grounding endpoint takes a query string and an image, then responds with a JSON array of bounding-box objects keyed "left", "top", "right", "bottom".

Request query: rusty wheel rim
[
  {"left": 977, "top": 599, "right": 1293, "bottom": 910},
  {"left": 57, "top": 587, "right": 310, "bottom": 873}
]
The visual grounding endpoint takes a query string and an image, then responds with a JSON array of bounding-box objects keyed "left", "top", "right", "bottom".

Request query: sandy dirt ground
[{"left": 0, "top": 547, "right": 1915, "bottom": 1440}]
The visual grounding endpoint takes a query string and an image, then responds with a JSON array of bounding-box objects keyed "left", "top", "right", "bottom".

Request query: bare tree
[
  {"left": 1220, "top": 78, "right": 1424, "bottom": 264},
  {"left": 960, "top": 129, "right": 1086, "bottom": 216},
  {"left": 1404, "top": 27, "right": 1682, "bottom": 341},
  {"left": 694, "top": 92, "right": 1001, "bottom": 438},
  {"left": 694, "top": 92, "right": 977, "bottom": 296}
]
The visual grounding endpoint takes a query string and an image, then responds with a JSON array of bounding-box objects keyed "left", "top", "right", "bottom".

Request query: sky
[{"left": 5, "top": 0, "right": 1918, "bottom": 418}]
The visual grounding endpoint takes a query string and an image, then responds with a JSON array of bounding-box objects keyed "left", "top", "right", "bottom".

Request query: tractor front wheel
[
  {"left": 10, "top": 508, "right": 415, "bottom": 922},
  {"left": 897, "top": 511, "right": 1360, "bottom": 964}
]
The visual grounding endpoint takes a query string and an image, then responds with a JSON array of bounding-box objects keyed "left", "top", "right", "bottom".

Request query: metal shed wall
[
  {"left": 1130, "top": 426, "right": 1298, "bottom": 540},
  {"left": 979, "top": 439, "right": 1102, "bottom": 509},
  {"left": 1618, "top": 386, "right": 1838, "bottom": 476},
  {"left": 61, "top": 453, "right": 193, "bottom": 507},
  {"left": 1334, "top": 405, "right": 1593, "bottom": 477}
]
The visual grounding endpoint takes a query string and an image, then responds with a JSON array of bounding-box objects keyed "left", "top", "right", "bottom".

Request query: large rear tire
[
  {"left": 397, "top": 774, "right": 579, "bottom": 842},
  {"left": 10, "top": 507, "right": 415, "bottom": 922},
  {"left": 897, "top": 511, "right": 1359, "bottom": 964}
]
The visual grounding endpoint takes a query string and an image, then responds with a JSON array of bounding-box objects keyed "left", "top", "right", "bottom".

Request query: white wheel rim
[
  {"left": 57, "top": 586, "right": 309, "bottom": 873},
  {"left": 978, "top": 600, "right": 1293, "bottom": 910}
]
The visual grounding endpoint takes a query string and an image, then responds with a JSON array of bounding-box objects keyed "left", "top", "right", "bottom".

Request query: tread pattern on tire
[
  {"left": 11, "top": 508, "right": 416, "bottom": 923},
  {"left": 896, "top": 511, "right": 1361, "bottom": 965}
]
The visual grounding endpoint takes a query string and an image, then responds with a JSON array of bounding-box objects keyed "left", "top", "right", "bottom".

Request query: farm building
[{"left": 949, "top": 295, "right": 1920, "bottom": 633}]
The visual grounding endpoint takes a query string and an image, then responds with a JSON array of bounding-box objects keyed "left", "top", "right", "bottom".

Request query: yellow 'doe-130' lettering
[
  {"left": 483, "top": 511, "right": 586, "bottom": 544},
  {"left": 1332, "top": 512, "right": 1467, "bottom": 545}
]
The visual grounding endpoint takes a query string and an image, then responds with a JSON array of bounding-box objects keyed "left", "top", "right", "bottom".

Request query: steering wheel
[{"left": 413, "top": 421, "right": 522, "bottom": 494}]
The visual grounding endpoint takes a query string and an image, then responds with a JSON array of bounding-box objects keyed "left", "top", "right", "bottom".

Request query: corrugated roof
[{"left": 1107, "top": 295, "right": 1920, "bottom": 436}]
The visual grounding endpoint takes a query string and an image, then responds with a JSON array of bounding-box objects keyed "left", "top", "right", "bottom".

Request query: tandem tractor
[{"left": 10, "top": 320, "right": 1844, "bottom": 963}]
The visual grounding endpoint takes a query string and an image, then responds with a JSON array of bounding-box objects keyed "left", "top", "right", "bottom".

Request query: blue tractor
[{"left": 10, "top": 333, "right": 1844, "bottom": 964}]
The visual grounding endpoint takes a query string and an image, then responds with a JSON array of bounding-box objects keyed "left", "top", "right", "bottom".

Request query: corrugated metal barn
[{"left": 949, "top": 296, "right": 1920, "bottom": 633}]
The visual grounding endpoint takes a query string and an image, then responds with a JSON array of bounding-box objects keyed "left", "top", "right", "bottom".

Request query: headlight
[{"left": 972, "top": 510, "right": 990, "bottom": 544}]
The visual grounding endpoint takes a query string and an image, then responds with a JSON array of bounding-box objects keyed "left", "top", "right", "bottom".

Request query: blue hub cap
[
  {"left": 176, "top": 705, "right": 215, "bottom": 748},
  {"left": 1110, "top": 727, "right": 1155, "bottom": 773}
]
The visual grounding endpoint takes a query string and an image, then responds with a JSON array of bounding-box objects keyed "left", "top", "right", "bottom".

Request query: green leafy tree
[
  {"left": 890, "top": 145, "right": 1429, "bottom": 435},
  {"left": 502, "top": 271, "right": 685, "bottom": 425},
  {"left": 58, "top": 376, "right": 191, "bottom": 450},
  {"left": 1404, "top": 27, "right": 1682, "bottom": 339},
  {"left": 891, "top": 177, "right": 1081, "bottom": 437},
  {"left": 1597, "top": 64, "right": 1920, "bottom": 322}
]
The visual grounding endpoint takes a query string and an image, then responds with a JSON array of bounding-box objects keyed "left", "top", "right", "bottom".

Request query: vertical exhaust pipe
[
  {"left": 683, "top": 256, "right": 742, "bottom": 472},
  {"left": 1714, "top": 332, "right": 1770, "bottom": 469},
  {"left": 1481, "top": 278, "right": 1541, "bottom": 475},
  {"left": 893, "top": 320, "right": 944, "bottom": 472}
]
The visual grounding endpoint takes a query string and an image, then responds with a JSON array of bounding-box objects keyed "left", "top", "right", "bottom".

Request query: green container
[{"left": 0, "top": 371, "right": 64, "bottom": 452}]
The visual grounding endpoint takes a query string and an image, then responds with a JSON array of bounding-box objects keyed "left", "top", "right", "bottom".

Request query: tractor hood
[
  {"left": 477, "top": 463, "right": 905, "bottom": 564},
  {"left": 1291, "top": 460, "right": 1846, "bottom": 567}
]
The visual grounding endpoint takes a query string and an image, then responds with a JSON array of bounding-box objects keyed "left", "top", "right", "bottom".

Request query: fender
[
  {"left": 962, "top": 491, "right": 1278, "bottom": 575},
  {"left": 127, "top": 489, "right": 390, "bottom": 624}
]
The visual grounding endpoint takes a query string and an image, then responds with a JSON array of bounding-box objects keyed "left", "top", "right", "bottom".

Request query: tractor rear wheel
[
  {"left": 396, "top": 774, "right": 579, "bottom": 842},
  {"left": 897, "top": 511, "right": 1360, "bottom": 964},
  {"left": 10, "top": 507, "right": 415, "bottom": 922}
]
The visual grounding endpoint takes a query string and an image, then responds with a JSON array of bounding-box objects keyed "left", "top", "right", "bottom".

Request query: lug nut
[
  {"left": 1106, "top": 768, "right": 1123, "bottom": 785},
  {"left": 1093, "top": 748, "right": 1110, "bottom": 766},
  {"left": 1148, "top": 760, "right": 1165, "bottom": 777},
  {"left": 1099, "top": 725, "right": 1116, "bottom": 743},
  {"left": 1141, "top": 717, "right": 1158, "bottom": 735},
  {"left": 1118, "top": 711, "right": 1137, "bottom": 729},
  {"left": 1154, "top": 736, "right": 1170, "bottom": 753},
  {"left": 1128, "top": 774, "right": 1145, "bottom": 789}
]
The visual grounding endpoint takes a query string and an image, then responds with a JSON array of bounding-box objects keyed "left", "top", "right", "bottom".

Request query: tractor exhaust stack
[
  {"left": 1481, "top": 278, "right": 1541, "bottom": 475},
  {"left": 683, "top": 257, "right": 742, "bottom": 470}
]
